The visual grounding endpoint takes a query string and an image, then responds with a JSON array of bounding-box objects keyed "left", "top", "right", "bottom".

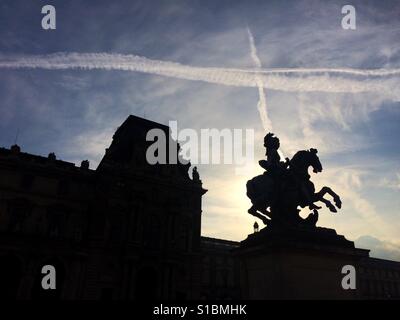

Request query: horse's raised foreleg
[
  {"left": 317, "top": 186, "right": 342, "bottom": 209},
  {"left": 248, "top": 205, "right": 271, "bottom": 225},
  {"left": 317, "top": 197, "right": 337, "bottom": 213}
]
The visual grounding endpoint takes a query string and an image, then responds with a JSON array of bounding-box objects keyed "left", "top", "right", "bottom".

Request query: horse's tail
[
  {"left": 246, "top": 177, "right": 264, "bottom": 201},
  {"left": 246, "top": 179, "right": 255, "bottom": 199}
]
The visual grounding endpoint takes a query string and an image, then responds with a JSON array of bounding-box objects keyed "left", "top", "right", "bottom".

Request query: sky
[{"left": 0, "top": 0, "right": 399, "bottom": 261}]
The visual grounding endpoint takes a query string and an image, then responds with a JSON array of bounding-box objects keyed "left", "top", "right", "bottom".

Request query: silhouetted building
[
  {"left": 0, "top": 115, "right": 207, "bottom": 299},
  {"left": 199, "top": 237, "right": 240, "bottom": 299},
  {"left": 358, "top": 257, "right": 400, "bottom": 299},
  {"left": 0, "top": 115, "right": 399, "bottom": 299}
]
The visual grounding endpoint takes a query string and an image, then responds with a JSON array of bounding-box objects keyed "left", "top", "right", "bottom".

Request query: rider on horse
[
  {"left": 253, "top": 133, "right": 290, "bottom": 219},
  {"left": 258, "top": 133, "right": 289, "bottom": 177},
  {"left": 246, "top": 132, "right": 342, "bottom": 227}
]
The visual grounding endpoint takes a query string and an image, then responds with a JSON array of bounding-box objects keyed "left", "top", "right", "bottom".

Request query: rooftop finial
[
  {"left": 80, "top": 160, "right": 90, "bottom": 170},
  {"left": 10, "top": 144, "right": 21, "bottom": 154},
  {"left": 192, "top": 166, "right": 201, "bottom": 183},
  {"left": 48, "top": 152, "right": 56, "bottom": 161}
]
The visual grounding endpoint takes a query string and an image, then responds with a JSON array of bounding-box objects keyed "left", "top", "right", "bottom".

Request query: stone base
[{"left": 235, "top": 225, "right": 369, "bottom": 299}]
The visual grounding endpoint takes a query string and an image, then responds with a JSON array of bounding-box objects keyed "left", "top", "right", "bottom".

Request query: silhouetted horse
[{"left": 246, "top": 148, "right": 342, "bottom": 226}]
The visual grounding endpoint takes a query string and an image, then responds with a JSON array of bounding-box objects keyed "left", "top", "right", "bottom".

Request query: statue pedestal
[{"left": 235, "top": 225, "right": 369, "bottom": 299}]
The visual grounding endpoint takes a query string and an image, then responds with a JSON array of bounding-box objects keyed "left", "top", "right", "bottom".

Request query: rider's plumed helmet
[{"left": 264, "top": 133, "right": 280, "bottom": 150}]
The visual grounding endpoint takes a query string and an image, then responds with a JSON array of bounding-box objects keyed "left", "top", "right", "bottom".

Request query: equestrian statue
[{"left": 246, "top": 133, "right": 342, "bottom": 228}]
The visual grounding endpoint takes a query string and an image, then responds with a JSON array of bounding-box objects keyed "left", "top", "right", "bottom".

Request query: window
[
  {"left": 109, "top": 213, "right": 123, "bottom": 242},
  {"left": 20, "top": 174, "right": 35, "bottom": 190},
  {"left": 74, "top": 227, "right": 82, "bottom": 241},
  {"left": 46, "top": 205, "right": 69, "bottom": 238},
  {"left": 57, "top": 180, "right": 70, "bottom": 196},
  {"left": 130, "top": 211, "right": 138, "bottom": 242},
  {"left": 145, "top": 215, "right": 161, "bottom": 249},
  {"left": 7, "top": 199, "right": 32, "bottom": 232}
]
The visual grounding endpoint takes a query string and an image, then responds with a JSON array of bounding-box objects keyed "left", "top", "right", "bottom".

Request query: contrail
[
  {"left": 247, "top": 27, "right": 272, "bottom": 132},
  {"left": 0, "top": 52, "right": 399, "bottom": 100}
]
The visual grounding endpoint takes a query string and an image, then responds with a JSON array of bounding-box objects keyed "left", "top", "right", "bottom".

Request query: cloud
[
  {"left": 64, "top": 128, "right": 114, "bottom": 167},
  {"left": 356, "top": 235, "right": 400, "bottom": 262},
  {"left": 378, "top": 172, "right": 400, "bottom": 190},
  {"left": 54, "top": 74, "right": 91, "bottom": 91},
  {"left": 309, "top": 166, "right": 400, "bottom": 241}
]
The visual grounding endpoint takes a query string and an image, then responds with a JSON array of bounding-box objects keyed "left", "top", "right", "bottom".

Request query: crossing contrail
[
  {"left": 247, "top": 27, "right": 272, "bottom": 132},
  {"left": 0, "top": 52, "right": 399, "bottom": 101}
]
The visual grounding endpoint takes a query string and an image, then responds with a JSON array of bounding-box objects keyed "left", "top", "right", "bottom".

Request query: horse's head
[
  {"left": 290, "top": 148, "right": 322, "bottom": 175},
  {"left": 309, "top": 148, "right": 322, "bottom": 173}
]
